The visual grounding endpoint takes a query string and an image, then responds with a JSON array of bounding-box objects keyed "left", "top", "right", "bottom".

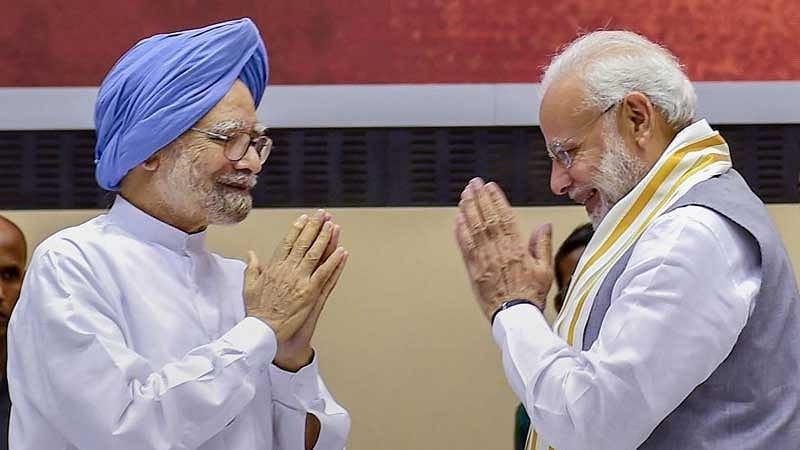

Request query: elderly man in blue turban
[{"left": 7, "top": 18, "right": 351, "bottom": 450}]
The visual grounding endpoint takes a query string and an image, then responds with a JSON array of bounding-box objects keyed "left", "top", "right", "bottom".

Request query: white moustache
[{"left": 217, "top": 173, "right": 258, "bottom": 189}]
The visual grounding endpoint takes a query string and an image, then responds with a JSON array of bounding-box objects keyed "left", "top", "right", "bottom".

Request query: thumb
[
  {"left": 246, "top": 250, "right": 261, "bottom": 276},
  {"left": 528, "top": 223, "right": 553, "bottom": 262}
]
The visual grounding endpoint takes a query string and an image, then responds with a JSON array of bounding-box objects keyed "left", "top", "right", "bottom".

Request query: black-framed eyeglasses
[
  {"left": 190, "top": 127, "right": 273, "bottom": 164},
  {"left": 546, "top": 102, "right": 618, "bottom": 169}
]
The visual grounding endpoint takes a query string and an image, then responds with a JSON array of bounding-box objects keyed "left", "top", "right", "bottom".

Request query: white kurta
[
  {"left": 494, "top": 205, "right": 762, "bottom": 449},
  {"left": 7, "top": 196, "right": 350, "bottom": 450}
]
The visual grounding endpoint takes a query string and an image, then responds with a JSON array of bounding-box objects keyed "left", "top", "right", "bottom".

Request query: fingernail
[{"left": 297, "top": 214, "right": 308, "bottom": 224}]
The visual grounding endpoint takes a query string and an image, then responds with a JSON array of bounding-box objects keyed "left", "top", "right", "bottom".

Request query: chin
[
  {"left": 588, "top": 196, "right": 612, "bottom": 229},
  {"left": 208, "top": 193, "right": 253, "bottom": 225}
]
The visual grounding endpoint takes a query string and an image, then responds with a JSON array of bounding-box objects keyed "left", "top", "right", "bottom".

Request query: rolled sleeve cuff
[
  {"left": 270, "top": 351, "right": 322, "bottom": 411},
  {"left": 222, "top": 317, "right": 278, "bottom": 371}
]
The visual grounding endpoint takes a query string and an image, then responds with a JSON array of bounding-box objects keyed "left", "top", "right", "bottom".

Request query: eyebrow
[
  {"left": 208, "top": 120, "right": 266, "bottom": 136},
  {"left": 207, "top": 119, "right": 247, "bottom": 135}
]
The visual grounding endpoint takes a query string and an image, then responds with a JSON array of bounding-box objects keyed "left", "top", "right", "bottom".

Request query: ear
[
  {"left": 620, "top": 91, "right": 656, "bottom": 149},
  {"left": 140, "top": 153, "right": 161, "bottom": 172}
]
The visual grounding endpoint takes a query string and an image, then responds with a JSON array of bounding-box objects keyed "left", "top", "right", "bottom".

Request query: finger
[
  {"left": 303, "top": 251, "right": 349, "bottom": 336},
  {"left": 270, "top": 214, "right": 308, "bottom": 264},
  {"left": 466, "top": 177, "right": 485, "bottom": 195},
  {"left": 310, "top": 247, "right": 346, "bottom": 287},
  {"left": 454, "top": 213, "right": 477, "bottom": 260},
  {"left": 320, "top": 224, "right": 340, "bottom": 266},
  {"left": 528, "top": 223, "right": 554, "bottom": 262},
  {"left": 487, "top": 182, "right": 522, "bottom": 242},
  {"left": 299, "top": 221, "right": 334, "bottom": 274},
  {"left": 455, "top": 213, "right": 498, "bottom": 292},
  {"left": 287, "top": 210, "right": 327, "bottom": 264},
  {"left": 486, "top": 183, "right": 526, "bottom": 287},
  {"left": 319, "top": 250, "right": 348, "bottom": 304},
  {"left": 458, "top": 188, "right": 488, "bottom": 247},
  {"left": 476, "top": 183, "right": 501, "bottom": 239}
]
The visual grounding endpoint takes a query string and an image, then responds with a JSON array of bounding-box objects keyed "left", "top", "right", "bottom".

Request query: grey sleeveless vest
[{"left": 582, "top": 169, "right": 800, "bottom": 449}]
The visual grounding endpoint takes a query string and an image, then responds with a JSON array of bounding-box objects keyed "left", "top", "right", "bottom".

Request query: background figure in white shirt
[
  {"left": 454, "top": 30, "right": 800, "bottom": 449},
  {"left": 7, "top": 18, "right": 351, "bottom": 450}
]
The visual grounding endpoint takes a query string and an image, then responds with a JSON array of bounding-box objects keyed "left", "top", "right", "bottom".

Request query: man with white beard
[
  {"left": 454, "top": 30, "right": 800, "bottom": 449},
  {"left": 8, "top": 19, "right": 350, "bottom": 450}
]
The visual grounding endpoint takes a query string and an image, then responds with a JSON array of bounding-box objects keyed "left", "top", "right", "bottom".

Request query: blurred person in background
[{"left": 0, "top": 216, "right": 25, "bottom": 450}]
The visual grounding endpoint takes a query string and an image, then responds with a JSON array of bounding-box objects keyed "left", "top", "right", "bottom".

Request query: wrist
[
  {"left": 490, "top": 299, "right": 539, "bottom": 325},
  {"left": 274, "top": 347, "right": 314, "bottom": 372}
]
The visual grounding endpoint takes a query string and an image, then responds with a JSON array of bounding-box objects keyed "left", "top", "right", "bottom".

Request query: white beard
[
  {"left": 588, "top": 122, "right": 648, "bottom": 228},
  {"left": 155, "top": 145, "right": 257, "bottom": 227}
]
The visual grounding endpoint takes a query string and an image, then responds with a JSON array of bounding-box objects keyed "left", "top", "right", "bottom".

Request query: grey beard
[
  {"left": 205, "top": 186, "right": 253, "bottom": 225},
  {"left": 158, "top": 146, "right": 258, "bottom": 227},
  {"left": 203, "top": 173, "right": 258, "bottom": 225}
]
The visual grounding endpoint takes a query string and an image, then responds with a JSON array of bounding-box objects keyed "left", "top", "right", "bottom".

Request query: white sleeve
[
  {"left": 8, "top": 249, "right": 278, "bottom": 450},
  {"left": 491, "top": 206, "right": 761, "bottom": 449},
  {"left": 269, "top": 354, "right": 351, "bottom": 449}
]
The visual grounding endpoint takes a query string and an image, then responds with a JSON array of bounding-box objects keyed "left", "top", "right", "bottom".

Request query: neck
[
  {"left": 641, "top": 123, "right": 680, "bottom": 173},
  {"left": 119, "top": 191, "right": 207, "bottom": 234}
]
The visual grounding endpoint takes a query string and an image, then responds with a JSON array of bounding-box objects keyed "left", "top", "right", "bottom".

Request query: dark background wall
[{"left": 0, "top": 125, "right": 797, "bottom": 209}]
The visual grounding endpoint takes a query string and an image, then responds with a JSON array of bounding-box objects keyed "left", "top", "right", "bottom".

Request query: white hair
[{"left": 541, "top": 30, "right": 697, "bottom": 130}]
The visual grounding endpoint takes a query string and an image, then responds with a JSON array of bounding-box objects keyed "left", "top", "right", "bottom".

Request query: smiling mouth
[
  {"left": 571, "top": 188, "right": 597, "bottom": 205},
  {"left": 219, "top": 182, "right": 251, "bottom": 193},
  {"left": 584, "top": 189, "right": 597, "bottom": 205}
]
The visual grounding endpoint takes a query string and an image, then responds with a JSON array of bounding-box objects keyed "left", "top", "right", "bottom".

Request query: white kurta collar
[{"left": 109, "top": 195, "right": 207, "bottom": 253}]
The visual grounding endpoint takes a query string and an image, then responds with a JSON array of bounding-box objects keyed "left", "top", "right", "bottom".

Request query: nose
[
  {"left": 550, "top": 160, "right": 572, "bottom": 196},
  {"left": 233, "top": 145, "right": 263, "bottom": 175}
]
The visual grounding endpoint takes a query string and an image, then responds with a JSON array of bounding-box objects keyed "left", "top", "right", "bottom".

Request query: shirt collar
[{"left": 108, "top": 195, "right": 207, "bottom": 253}]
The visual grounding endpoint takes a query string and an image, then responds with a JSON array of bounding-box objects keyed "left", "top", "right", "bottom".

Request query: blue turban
[{"left": 94, "top": 18, "right": 268, "bottom": 191}]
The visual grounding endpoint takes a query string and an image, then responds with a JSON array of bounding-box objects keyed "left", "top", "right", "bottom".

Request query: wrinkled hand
[
  {"left": 274, "top": 219, "right": 346, "bottom": 371},
  {"left": 244, "top": 210, "right": 348, "bottom": 370},
  {"left": 454, "top": 178, "right": 554, "bottom": 321}
]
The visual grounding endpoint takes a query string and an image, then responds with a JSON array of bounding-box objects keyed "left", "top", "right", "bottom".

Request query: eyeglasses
[
  {"left": 190, "top": 127, "right": 273, "bottom": 164},
  {"left": 546, "top": 103, "right": 617, "bottom": 169}
]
